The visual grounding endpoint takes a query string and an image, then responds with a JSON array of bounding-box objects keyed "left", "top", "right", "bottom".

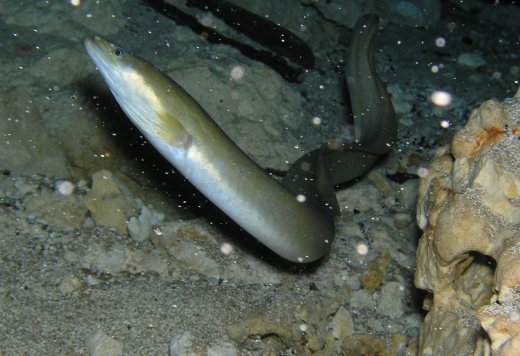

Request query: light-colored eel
[{"left": 83, "top": 14, "right": 396, "bottom": 263}]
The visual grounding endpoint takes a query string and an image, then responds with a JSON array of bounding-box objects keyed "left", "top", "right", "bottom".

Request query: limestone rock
[{"left": 414, "top": 91, "right": 520, "bottom": 355}]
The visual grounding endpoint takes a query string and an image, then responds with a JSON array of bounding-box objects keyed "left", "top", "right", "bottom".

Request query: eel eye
[{"left": 113, "top": 48, "right": 125, "bottom": 57}]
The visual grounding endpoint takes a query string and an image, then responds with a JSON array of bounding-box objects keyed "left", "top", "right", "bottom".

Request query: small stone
[
  {"left": 128, "top": 205, "right": 164, "bottom": 242},
  {"left": 169, "top": 331, "right": 196, "bottom": 356},
  {"left": 25, "top": 189, "right": 88, "bottom": 229},
  {"left": 85, "top": 329, "right": 123, "bottom": 356},
  {"left": 332, "top": 306, "right": 354, "bottom": 339},
  {"left": 393, "top": 213, "right": 413, "bottom": 229},
  {"left": 58, "top": 275, "right": 83, "bottom": 294},
  {"left": 377, "top": 281, "right": 406, "bottom": 318},
  {"left": 83, "top": 170, "right": 135, "bottom": 234},
  {"left": 207, "top": 340, "right": 237, "bottom": 356},
  {"left": 360, "top": 250, "right": 390, "bottom": 293}
]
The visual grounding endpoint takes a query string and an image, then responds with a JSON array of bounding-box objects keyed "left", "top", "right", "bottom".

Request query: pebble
[
  {"left": 85, "top": 329, "right": 123, "bottom": 356},
  {"left": 58, "top": 275, "right": 83, "bottom": 294},
  {"left": 169, "top": 331, "right": 196, "bottom": 356},
  {"left": 377, "top": 281, "right": 406, "bottom": 318}
]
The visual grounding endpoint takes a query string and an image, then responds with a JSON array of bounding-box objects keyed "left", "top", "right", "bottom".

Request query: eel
[
  {"left": 282, "top": 14, "right": 397, "bottom": 215},
  {"left": 83, "top": 14, "right": 396, "bottom": 263}
]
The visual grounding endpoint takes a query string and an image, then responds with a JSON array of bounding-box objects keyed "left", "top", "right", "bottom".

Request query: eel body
[{"left": 83, "top": 14, "right": 396, "bottom": 263}]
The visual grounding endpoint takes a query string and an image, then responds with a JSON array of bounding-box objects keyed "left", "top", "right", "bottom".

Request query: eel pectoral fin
[{"left": 155, "top": 111, "right": 193, "bottom": 150}]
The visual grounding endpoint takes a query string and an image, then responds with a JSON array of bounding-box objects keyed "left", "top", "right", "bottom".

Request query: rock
[
  {"left": 0, "top": 88, "right": 70, "bottom": 178},
  {"left": 341, "top": 333, "right": 392, "bottom": 356},
  {"left": 83, "top": 170, "right": 137, "bottom": 234},
  {"left": 169, "top": 331, "right": 197, "bottom": 356},
  {"left": 457, "top": 52, "right": 487, "bottom": 69},
  {"left": 302, "top": 0, "right": 440, "bottom": 28},
  {"left": 331, "top": 306, "right": 354, "bottom": 340},
  {"left": 414, "top": 91, "right": 520, "bottom": 355},
  {"left": 155, "top": 219, "right": 282, "bottom": 284},
  {"left": 381, "top": 0, "right": 441, "bottom": 27},
  {"left": 25, "top": 187, "right": 87, "bottom": 229},
  {"left": 207, "top": 341, "right": 237, "bottom": 356},
  {"left": 3, "top": 1, "right": 125, "bottom": 36},
  {"left": 58, "top": 275, "right": 83, "bottom": 294},
  {"left": 81, "top": 243, "right": 168, "bottom": 276},
  {"left": 360, "top": 250, "right": 390, "bottom": 293},
  {"left": 393, "top": 213, "right": 413, "bottom": 229},
  {"left": 128, "top": 204, "right": 164, "bottom": 242},
  {"left": 85, "top": 329, "right": 123, "bottom": 356},
  {"left": 377, "top": 281, "right": 405, "bottom": 318}
]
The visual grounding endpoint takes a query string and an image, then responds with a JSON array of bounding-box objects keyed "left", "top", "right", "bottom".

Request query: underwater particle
[
  {"left": 299, "top": 323, "right": 308, "bottom": 332},
  {"left": 198, "top": 14, "right": 213, "bottom": 27},
  {"left": 311, "top": 116, "right": 321, "bottom": 125},
  {"left": 417, "top": 167, "right": 429, "bottom": 178},
  {"left": 70, "top": 0, "right": 80, "bottom": 6},
  {"left": 430, "top": 90, "right": 452, "bottom": 107},
  {"left": 230, "top": 65, "right": 245, "bottom": 80},
  {"left": 56, "top": 180, "right": 75, "bottom": 196},
  {"left": 220, "top": 242, "right": 233, "bottom": 255},
  {"left": 440, "top": 120, "right": 450, "bottom": 128},
  {"left": 296, "top": 194, "right": 306, "bottom": 203},
  {"left": 356, "top": 243, "right": 368, "bottom": 256},
  {"left": 431, "top": 65, "right": 439, "bottom": 73},
  {"left": 435, "top": 37, "right": 446, "bottom": 48}
]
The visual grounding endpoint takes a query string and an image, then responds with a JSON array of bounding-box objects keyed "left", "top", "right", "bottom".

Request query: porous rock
[{"left": 414, "top": 89, "right": 520, "bottom": 355}]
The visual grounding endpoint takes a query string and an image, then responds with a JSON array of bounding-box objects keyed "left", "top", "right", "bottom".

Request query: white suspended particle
[
  {"left": 356, "top": 243, "right": 368, "bottom": 256},
  {"left": 296, "top": 194, "right": 306, "bottom": 203},
  {"left": 230, "top": 65, "right": 245, "bottom": 80},
  {"left": 430, "top": 90, "right": 452, "bottom": 107},
  {"left": 311, "top": 116, "right": 321, "bottom": 125},
  {"left": 199, "top": 14, "right": 213, "bottom": 27},
  {"left": 435, "top": 37, "right": 446, "bottom": 48},
  {"left": 417, "top": 167, "right": 429, "bottom": 178},
  {"left": 56, "top": 180, "right": 75, "bottom": 196},
  {"left": 220, "top": 242, "right": 234, "bottom": 255}
]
